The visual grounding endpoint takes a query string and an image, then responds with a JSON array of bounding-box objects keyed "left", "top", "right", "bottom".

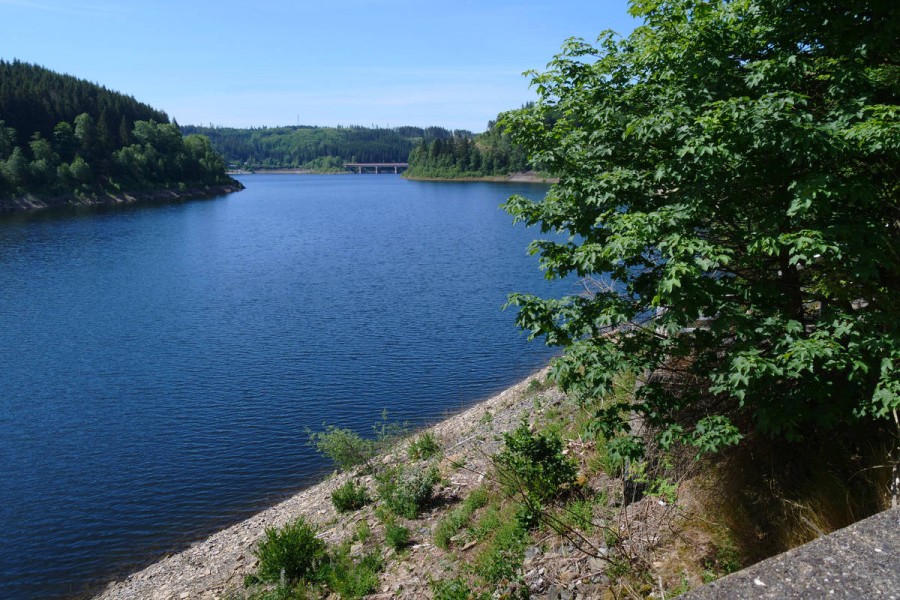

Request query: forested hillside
[
  {"left": 181, "top": 124, "right": 468, "bottom": 170},
  {"left": 404, "top": 117, "right": 531, "bottom": 178},
  {"left": 184, "top": 115, "right": 537, "bottom": 178},
  {"left": 0, "top": 60, "right": 236, "bottom": 200}
]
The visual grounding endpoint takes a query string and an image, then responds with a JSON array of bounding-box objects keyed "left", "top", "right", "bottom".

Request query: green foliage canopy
[
  {"left": 0, "top": 61, "right": 235, "bottom": 199},
  {"left": 0, "top": 59, "right": 169, "bottom": 149},
  {"left": 495, "top": 423, "right": 577, "bottom": 504},
  {"left": 502, "top": 0, "right": 899, "bottom": 459},
  {"left": 182, "top": 124, "right": 465, "bottom": 170},
  {"left": 405, "top": 118, "right": 531, "bottom": 178}
]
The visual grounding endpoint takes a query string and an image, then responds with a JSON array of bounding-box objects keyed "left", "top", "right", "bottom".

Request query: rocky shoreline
[
  {"left": 0, "top": 182, "right": 245, "bottom": 214},
  {"left": 93, "top": 369, "right": 553, "bottom": 600}
]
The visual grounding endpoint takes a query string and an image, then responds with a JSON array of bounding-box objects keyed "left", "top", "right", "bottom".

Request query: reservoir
[{"left": 0, "top": 175, "right": 569, "bottom": 598}]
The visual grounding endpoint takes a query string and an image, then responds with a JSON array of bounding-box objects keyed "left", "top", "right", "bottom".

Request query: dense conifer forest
[
  {"left": 404, "top": 118, "right": 532, "bottom": 178},
  {"left": 185, "top": 117, "right": 535, "bottom": 179},
  {"left": 0, "top": 60, "right": 235, "bottom": 199},
  {"left": 181, "top": 124, "right": 470, "bottom": 171}
]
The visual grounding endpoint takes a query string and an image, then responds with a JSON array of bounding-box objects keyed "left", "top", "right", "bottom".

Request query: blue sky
[{"left": 1, "top": 0, "right": 637, "bottom": 132}]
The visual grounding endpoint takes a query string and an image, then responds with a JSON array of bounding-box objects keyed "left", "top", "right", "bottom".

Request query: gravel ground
[{"left": 94, "top": 368, "right": 553, "bottom": 600}]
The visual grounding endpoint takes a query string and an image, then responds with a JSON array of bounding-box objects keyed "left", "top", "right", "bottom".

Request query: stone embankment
[
  {"left": 684, "top": 506, "right": 900, "bottom": 599},
  {"left": 0, "top": 182, "right": 244, "bottom": 214},
  {"left": 94, "top": 369, "right": 553, "bottom": 600}
]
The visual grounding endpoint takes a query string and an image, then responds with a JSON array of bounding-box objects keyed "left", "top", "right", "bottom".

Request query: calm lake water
[{"left": 0, "top": 175, "right": 569, "bottom": 599}]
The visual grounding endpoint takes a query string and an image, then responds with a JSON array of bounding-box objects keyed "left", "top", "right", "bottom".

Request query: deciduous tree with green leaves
[{"left": 502, "top": 0, "right": 899, "bottom": 461}]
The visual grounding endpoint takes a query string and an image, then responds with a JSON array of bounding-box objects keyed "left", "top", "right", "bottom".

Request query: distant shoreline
[
  {"left": 404, "top": 171, "right": 558, "bottom": 184},
  {"left": 228, "top": 168, "right": 350, "bottom": 175},
  {"left": 0, "top": 182, "right": 245, "bottom": 215},
  {"left": 228, "top": 169, "right": 558, "bottom": 183}
]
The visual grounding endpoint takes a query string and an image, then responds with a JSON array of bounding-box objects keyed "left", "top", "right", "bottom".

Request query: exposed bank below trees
[
  {"left": 403, "top": 170, "right": 557, "bottom": 184},
  {"left": 0, "top": 181, "right": 244, "bottom": 214}
]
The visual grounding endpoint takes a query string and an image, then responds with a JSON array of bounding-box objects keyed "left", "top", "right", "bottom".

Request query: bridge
[{"left": 343, "top": 162, "right": 409, "bottom": 174}]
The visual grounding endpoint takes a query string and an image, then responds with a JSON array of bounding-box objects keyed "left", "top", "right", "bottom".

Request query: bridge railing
[{"left": 342, "top": 163, "right": 409, "bottom": 174}]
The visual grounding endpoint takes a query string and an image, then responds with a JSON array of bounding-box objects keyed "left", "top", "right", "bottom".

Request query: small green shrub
[
  {"left": 377, "top": 465, "right": 440, "bottom": 519},
  {"left": 604, "top": 528, "right": 620, "bottom": 548},
  {"left": 471, "top": 506, "right": 501, "bottom": 541},
  {"left": 322, "top": 545, "right": 383, "bottom": 599},
  {"left": 539, "top": 406, "right": 566, "bottom": 440},
  {"left": 308, "top": 413, "right": 411, "bottom": 473},
  {"left": 515, "top": 500, "right": 543, "bottom": 530},
  {"left": 623, "top": 459, "right": 678, "bottom": 504},
  {"left": 703, "top": 539, "right": 742, "bottom": 582},
  {"left": 433, "top": 518, "right": 457, "bottom": 550},
  {"left": 331, "top": 480, "right": 371, "bottom": 513},
  {"left": 434, "top": 486, "right": 492, "bottom": 549},
  {"left": 526, "top": 377, "right": 549, "bottom": 393},
  {"left": 384, "top": 521, "right": 411, "bottom": 550},
  {"left": 373, "top": 504, "right": 391, "bottom": 524},
  {"left": 578, "top": 372, "right": 638, "bottom": 475},
  {"left": 371, "top": 409, "right": 410, "bottom": 446},
  {"left": 408, "top": 431, "right": 441, "bottom": 460},
  {"left": 495, "top": 423, "right": 577, "bottom": 505},
  {"left": 606, "top": 556, "right": 634, "bottom": 579},
  {"left": 307, "top": 426, "right": 376, "bottom": 472},
  {"left": 583, "top": 433, "right": 621, "bottom": 477},
  {"left": 431, "top": 576, "right": 488, "bottom": 600},
  {"left": 569, "top": 498, "right": 595, "bottom": 530},
  {"left": 254, "top": 518, "right": 327, "bottom": 584},
  {"left": 668, "top": 572, "right": 693, "bottom": 596},
  {"left": 353, "top": 519, "right": 371, "bottom": 543},
  {"left": 558, "top": 495, "right": 602, "bottom": 534},
  {"left": 465, "top": 487, "right": 490, "bottom": 510},
  {"left": 472, "top": 517, "right": 529, "bottom": 584},
  {"left": 242, "top": 580, "right": 316, "bottom": 600}
]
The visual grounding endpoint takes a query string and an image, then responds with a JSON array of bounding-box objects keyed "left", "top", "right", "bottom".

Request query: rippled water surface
[{"left": 0, "top": 175, "right": 569, "bottom": 598}]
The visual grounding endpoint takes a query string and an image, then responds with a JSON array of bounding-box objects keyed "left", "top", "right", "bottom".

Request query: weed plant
[
  {"left": 377, "top": 465, "right": 440, "bottom": 519},
  {"left": 434, "top": 486, "right": 490, "bottom": 549},
  {"left": 242, "top": 581, "right": 318, "bottom": 600},
  {"left": 495, "top": 423, "right": 577, "bottom": 503},
  {"left": 307, "top": 426, "right": 376, "bottom": 472},
  {"left": 353, "top": 519, "right": 371, "bottom": 544},
  {"left": 470, "top": 505, "right": 501, "bottom": 541},
  {"left": 384, "top": 521, "right": 411, "bottom": 550},
  {"left": 247, "top": 520, "right": 384, "bottom": 599},
  {"left": 253, "top": 518, "right": 327, "bottom": 584},
  {"left": 430, "top": 576, "right": 489, "bottom": 600},
  {"left": 307, "top": 411, "right": 410, "bottom": 472},
  {"left": 702, "top": 541, "right": 741, "bottom": 583},
  {"left": 559, "top": 496, "right": 598, "bottom": 534},
  {"left": 494, "top": 423, "right": 578, "bottom": 528},
  {"left": 371, "top": 409, "right": 410, "bottom": 447},
  {"left": 321, "top": 545, "right": 383, "bottom": 599},
  {"left": 331, "top": 480, "right": 371, "bottom": 513},
  {"left": 526, "top": 377, "right": 550, "bottom": 394},
  {"left": 408, "top": 432, "right": 441, "bottom": 460},
  {"left": 472, "top": 515, "right": 530, "bottom": 584}
]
